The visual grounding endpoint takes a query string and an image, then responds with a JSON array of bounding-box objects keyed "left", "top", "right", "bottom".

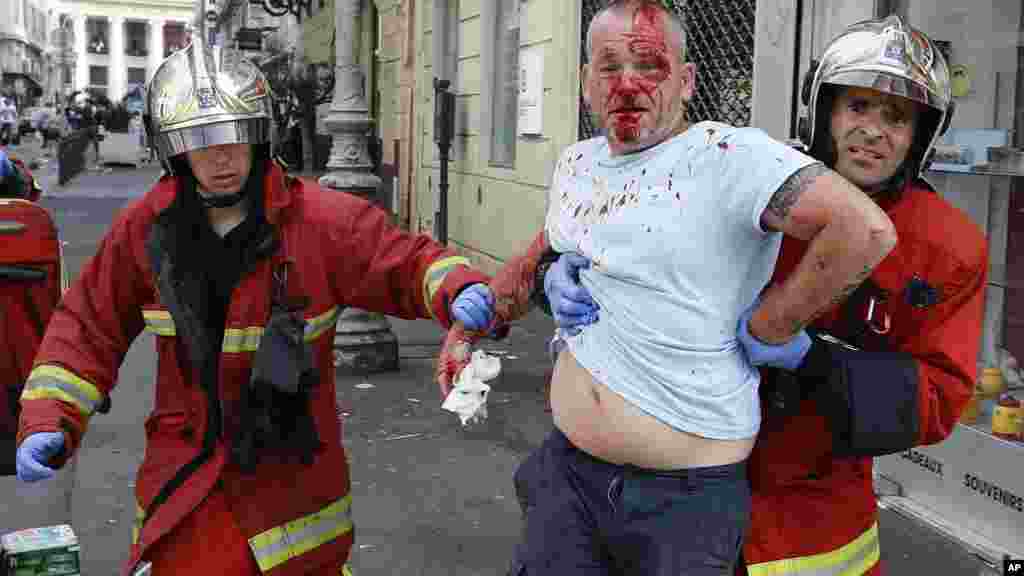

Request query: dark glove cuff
[
  {"left": 795, "top": 330, "right": 837, "bottom": 381},
  {"left": 530, "top": 249, "right": 561, "bottom": 317}
]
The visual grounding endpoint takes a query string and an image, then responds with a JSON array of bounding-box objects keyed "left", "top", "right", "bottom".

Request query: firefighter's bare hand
[{"left": 436, "top": 322, "right": 480, "bottom": 400}]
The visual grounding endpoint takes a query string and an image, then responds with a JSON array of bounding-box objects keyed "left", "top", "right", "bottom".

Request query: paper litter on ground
[{"left": 442, "top": 350, "right": 501, "bottom": 426}]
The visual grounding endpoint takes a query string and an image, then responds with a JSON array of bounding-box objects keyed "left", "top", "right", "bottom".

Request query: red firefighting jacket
[
  {"left": 17, "top": 161, "right": 487, "bottom": 575},
  {"left": 1, "top": 157, "right": 46, "bottom": 459},
  {"left": 741, "top": 180, "right": 988, "bottom": 576}
]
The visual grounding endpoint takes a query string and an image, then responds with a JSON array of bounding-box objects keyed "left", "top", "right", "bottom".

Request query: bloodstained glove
[
  {"left": 437, "top": 230, "right": 552, "bottom": 400},
  {"left": 436, "top": 322, "right": 484, "bottom": 400}
]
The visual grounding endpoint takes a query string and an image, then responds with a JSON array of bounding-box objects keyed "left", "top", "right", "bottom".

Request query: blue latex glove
[
  {"left": 16, "top": 431, "right": 65, "bottom": 482},
  {"left": 736, "top": 301, "right": 811, "bottom": 372},
  {"left": 544, "top": 253, "right": 599, "bottom": 336},
  {"left": 450, "top": 283, "right": 495, "bottom": 332},
  {"left": 0, "top": 148, "right": 11, "bottom": 178}
]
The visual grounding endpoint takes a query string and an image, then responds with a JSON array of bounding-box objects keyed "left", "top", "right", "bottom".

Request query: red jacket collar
[
  {"left": 149, "top": 159, "right": 295, "bottom": 221},
  {"left": 263, "top": 161, "right": 295, "bottom": 224},
  {"left": 875, "top": 178, "right": 935, "bottom": 213}
]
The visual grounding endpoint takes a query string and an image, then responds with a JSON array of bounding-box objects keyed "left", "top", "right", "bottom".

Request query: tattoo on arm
[
  {"left": 831, "top": 265, "right": 874, "bottom": 305},
  {"left": 765, "top": 163, "right": 831, "bottom": 225}
]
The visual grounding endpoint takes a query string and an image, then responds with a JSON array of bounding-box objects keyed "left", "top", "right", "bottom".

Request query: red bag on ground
[{"left": 0, "top": 198, "right": 62, "bottom": 475}]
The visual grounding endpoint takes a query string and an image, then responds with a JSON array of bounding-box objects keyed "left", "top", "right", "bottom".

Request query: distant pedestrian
[{"left": 0, "top": 97, "right": 17, "bottom": 146}]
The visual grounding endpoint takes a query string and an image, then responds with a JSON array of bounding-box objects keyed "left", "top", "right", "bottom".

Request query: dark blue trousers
[{"left": 510, "top": 428, "right": 749, "bottom": 575}]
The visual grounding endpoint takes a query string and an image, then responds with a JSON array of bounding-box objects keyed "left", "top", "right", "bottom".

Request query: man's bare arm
[{"left": 754, "top": 163, "right": 898, "bottom": 343}]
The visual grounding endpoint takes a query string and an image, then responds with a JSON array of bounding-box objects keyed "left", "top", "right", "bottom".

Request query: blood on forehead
[
  {"left": 627, "top": 4, "right": 669, "bottom": 56},
  {"left": 624, "top": 4, "right": 672, "bottom": 83},
  {"left": 594, "top": 4, "right": 673, "bottom": 63}
]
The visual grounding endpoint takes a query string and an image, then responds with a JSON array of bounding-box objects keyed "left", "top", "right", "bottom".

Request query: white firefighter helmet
[
  {"left": 801, "top": 14, "right": 954, "bottom": 179},
  {"left": 144, "top": 29, "right": 274, "bottom": 170}
]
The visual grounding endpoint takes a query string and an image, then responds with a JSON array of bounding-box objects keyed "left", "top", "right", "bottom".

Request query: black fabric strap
[
  {"left": 797, "top": 332, "right": 921, "bottom": 457},
  {"left": 530, "top": 249, "right": 561, "bottom": 317}
]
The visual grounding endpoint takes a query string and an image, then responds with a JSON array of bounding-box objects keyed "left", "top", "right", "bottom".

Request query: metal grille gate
[{"left": 579, "top": 0, "right": 757, "bottom": 140}]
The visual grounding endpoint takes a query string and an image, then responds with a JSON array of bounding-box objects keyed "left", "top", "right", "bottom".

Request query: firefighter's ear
[{"left": 801, "top": 59, "right": 820, "bottom": 107}]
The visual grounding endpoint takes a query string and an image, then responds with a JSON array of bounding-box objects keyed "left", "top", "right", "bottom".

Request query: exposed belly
[{"left": 550, "top": 349, "right": 755, "bottom": 469}]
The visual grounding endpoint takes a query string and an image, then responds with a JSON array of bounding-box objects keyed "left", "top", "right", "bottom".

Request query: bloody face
[
  {"left": 830, "top": 86, "right": 919, "bottom": 192},
  {"left": 584, "top": 2, "right": 694, "bottom": 156}
]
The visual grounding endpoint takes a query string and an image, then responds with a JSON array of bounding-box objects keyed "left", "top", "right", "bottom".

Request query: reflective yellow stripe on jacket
[
  {"left": 141, "top": 306, "right": 341, "bottom": 352},
  {"left": 132, "top": 499, "right": 355, "bottom": 574},
  {"left": 747, "top": 523, "right": 880, "bottom": 576},
  {"left": 248, "top": 494, "right": 353, "bottom": 572},
  {"left": 422, "top": 256, "right": 470, "bottom": 319},
  {"left": 132, "top": 503, "right": 145, "bottom": 545},
  {"left": 21, "top": 364, "right": 105, "bottom": 417}
]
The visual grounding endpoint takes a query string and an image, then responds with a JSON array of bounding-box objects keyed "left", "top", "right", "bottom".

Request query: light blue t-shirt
[{"left": 546, "top": 121, "right": 820, "bottom": 440}]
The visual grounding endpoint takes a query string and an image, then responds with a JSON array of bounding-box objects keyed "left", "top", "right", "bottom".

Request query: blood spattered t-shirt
[{"left": 545, "top": 121, "right": 820, "bottom": 440}]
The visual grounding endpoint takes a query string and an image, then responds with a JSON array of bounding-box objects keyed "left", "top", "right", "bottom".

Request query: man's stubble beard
[{"left": 597, "top": 100, "right": 690, "bottom": 156}]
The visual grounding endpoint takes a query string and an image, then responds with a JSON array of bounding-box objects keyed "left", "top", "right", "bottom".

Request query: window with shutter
[{"left": 489, "top": 0, "right": 520, "bottom": 167}]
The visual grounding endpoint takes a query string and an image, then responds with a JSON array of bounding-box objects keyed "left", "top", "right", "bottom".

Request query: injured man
[{"left": 465, "top": 2, "right": 902, "bottom": 574}]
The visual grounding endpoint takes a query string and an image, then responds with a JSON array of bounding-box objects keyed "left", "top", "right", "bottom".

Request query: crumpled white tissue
[{"left": 442, "top": 350, "right": 501, "bottom": 426}]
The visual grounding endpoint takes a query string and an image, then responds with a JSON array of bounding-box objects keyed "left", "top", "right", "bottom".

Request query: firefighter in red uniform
[
  {"left": 1, "top": 148, "right": 44, "bottom": 475},
  {"left": 13, "top": 33, "right": 501, "bottom": 575},
  {"left": 733, "top": 16, "right": 988, "bottom": 574},
  {"left": 542, "top": 15, "right": 988, "bottom": 576}
]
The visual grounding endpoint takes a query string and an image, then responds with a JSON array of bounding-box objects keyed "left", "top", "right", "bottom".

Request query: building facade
[
  {"left": 0, "top": 0, "right": 55, "bottom": 107},
  {"left": 215, "top": 0, "right": 339, "bottom": 172},
  {"left": 403, "top": 0, "right": 794, "bottom": 275},
  {"left": 59, "top": 0, "right": 193, "bottom": 104}
]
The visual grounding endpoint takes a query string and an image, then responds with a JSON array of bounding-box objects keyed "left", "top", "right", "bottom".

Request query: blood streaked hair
[{"left": 585, "top": 0, "right": 687, "bottom": 64}]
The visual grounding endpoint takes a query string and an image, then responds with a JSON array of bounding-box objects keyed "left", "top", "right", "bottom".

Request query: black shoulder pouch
[
  {"left": 250, "top": 295, "right": 313, "bottom": 396},
  {"left": 232, "top": 262, "right": 322, "bottom": 473}
]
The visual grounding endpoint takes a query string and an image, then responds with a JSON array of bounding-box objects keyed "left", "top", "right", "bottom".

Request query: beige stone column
[
  {"left": 318, "top": 0, "right": 381, "bottom": 193},
  {"left": 322, "top": 0, "right": 397, "bottom": 374}
]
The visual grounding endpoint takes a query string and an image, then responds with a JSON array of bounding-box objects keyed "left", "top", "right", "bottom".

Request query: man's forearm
[
  {"left": 754, "top": 203, "right": 897, "bottom": 343},
  {"left": 490, "top": 230, "right": 553, "bottom": 324}
]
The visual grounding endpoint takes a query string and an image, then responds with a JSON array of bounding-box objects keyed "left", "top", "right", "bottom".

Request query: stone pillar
[
  {"left": 110, "top": 16, "right": 125, "bottom": 100},
  {"left": 322, "top": 0, "right": 398, "bottom": 375},
  {"left": 319, "top": 0, "right": 380, "bottom": 193},
  {"left": 148, "top": 18, "right": 164, "bottom": 81},
  {"left": 73, "top": 15, "right": 87, "bottom": 93}
]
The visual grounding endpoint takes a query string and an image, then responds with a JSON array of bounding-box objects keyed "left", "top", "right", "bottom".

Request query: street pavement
[{"left": 0, "top": 143, "right": 997, "bottom": 575}]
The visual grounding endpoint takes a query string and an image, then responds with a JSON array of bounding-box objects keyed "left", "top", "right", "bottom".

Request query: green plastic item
[{"left": 1, "top": 525, "right": 80, "bottom": 576}]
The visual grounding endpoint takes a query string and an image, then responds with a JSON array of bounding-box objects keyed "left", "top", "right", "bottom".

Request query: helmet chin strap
[
  {"left": 197, "top": 187, "right": 248, "bottom": 209},
  {"left": 862, "top": 158, "right": 912, "bottom": 200}
]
